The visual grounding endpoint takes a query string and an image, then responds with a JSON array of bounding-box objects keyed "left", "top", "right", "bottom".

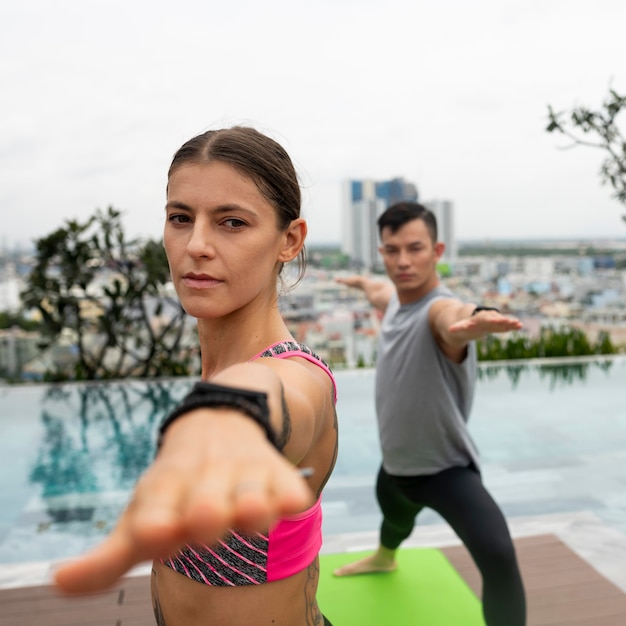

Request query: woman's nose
[{"left": 186, "top": 225, "right": 217, "bottom": 259}]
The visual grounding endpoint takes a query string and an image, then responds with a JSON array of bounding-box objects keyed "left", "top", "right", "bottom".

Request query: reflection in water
[
  {"left": 29, "top": 380, "right": 191, "bottom": 502},
  {"left": 478, "top": 364, "right": 529, "bottom": 388},
  {"left": 476, "top": 359, "right": 615, "bottom": 389},
  {"left": 33, "top": 363, "right": 619, "bottom": 496},
  {"left": 478, "top": 364, "right": 529, "bottom": 387},
  {"left": 30, "top": 410, "right": 99, "bottom": 497},
  {"left": 538, "top": 363, "right": 590, "bottom": 389},
  {"left": 25, "top": 361, "right": 620, "bottom": 535}
]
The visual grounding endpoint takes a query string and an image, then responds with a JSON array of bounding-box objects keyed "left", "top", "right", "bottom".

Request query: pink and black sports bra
[{"left": 161, "top": 341, "right": 336, "bottom": 586}]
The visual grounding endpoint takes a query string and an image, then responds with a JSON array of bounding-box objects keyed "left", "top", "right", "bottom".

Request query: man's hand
[
  {"left": 447, "top": 309, "right": 523, "bottom": 342},
  {"left": 53, "top": 409, "right": 312, "bottom": 595},
  {"left": 335, "top": 275, "right": 367, "bottom": 290},
  {"left": 431, "top": 300, "right": 523, "bottom": 362}
]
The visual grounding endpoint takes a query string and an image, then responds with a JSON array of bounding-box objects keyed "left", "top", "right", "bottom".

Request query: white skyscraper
[
  {"left": 424, "top": 199, "right": 456, "bottom": 261},
  {"left": 342, "top": 177, "right": 418, "bottom": 270}
]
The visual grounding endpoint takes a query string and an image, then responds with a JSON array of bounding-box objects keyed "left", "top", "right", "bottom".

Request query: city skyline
[
  {"left": 339, "top": 177, "right": 464, "bottom": 267},
  {"left": 1, "top": 0, "right": 626, "bottom": 249},
  {"left": 341, "top": 176, "right": 420, "bottom": 270}
]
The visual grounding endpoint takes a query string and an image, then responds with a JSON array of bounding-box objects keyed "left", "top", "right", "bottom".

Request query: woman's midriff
[{"left": 151, "top": 556, "right": 322, "bottom": 626}]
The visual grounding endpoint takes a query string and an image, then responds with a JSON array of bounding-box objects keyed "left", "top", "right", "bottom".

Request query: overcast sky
[{"left": 1, "top": 0, "right": 626, "bottom": 251}]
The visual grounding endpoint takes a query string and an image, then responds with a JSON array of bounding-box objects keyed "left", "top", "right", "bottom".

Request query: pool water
[
  {"left": 0, "top": 379, "right": 190, "bottom": 564},
  {"left": 1, "top": 358, "right": 626, "bottom": 564}
]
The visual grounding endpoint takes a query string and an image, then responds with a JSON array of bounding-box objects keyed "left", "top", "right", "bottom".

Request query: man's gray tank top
[{"left": 375, "top": 284, "right": 480, "bottom": 476}]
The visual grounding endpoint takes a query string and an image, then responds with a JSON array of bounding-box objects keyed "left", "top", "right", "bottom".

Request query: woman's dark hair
[
  {"left": 377, "top": 201, "right": 438, "bottom": 242},
  {"left": 168, "top": 126, "right": 306, "bottom": 287}
]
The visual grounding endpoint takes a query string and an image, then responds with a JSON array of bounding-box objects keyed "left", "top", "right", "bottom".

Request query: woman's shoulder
[{"left": 253, "top": 340, "right": 337, "bottom": 404}]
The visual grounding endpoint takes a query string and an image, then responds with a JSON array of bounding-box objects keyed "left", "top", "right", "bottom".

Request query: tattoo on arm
[{"left": 276, "top": 381, "right": 292, "bottom": 449}]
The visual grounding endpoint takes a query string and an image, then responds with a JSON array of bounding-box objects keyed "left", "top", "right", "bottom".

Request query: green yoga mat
[{"left": 317, "top": 548, "right": 484, "bottom": 626}]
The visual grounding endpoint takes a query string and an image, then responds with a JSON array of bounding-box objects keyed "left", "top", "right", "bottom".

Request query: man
[{"left": 335, "top": 202, "right": 526, "bottom": 626}]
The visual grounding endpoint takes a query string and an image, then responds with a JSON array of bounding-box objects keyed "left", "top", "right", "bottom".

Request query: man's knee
[{"left": 475, "top": 534, "right": 518, "bottom": 573}]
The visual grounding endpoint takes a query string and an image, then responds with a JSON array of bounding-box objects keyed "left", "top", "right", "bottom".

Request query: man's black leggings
[{"left": 377, "top": 464, "right": 526, "bottom": 626}]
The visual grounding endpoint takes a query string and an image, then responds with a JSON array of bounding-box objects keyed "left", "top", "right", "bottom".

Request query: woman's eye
[{"left": 223, "top": 218, "right": 247, "bottom": 229}]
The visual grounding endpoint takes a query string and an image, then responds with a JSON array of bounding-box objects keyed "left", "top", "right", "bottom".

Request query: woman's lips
[{"left": 182, "top": 274, "right": 223, "bottom": 289}]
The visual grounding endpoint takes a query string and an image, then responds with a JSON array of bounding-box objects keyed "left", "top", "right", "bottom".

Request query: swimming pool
[{"left": 1, "top": 357, "right": 626, "bottom": 565}]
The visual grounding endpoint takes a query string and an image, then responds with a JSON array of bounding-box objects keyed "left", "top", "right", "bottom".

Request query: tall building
[
  {"left": 424, "top": 199, "right": 456, "bottom": 261},
  {"left": 342, "top": 177, "right": 418, "bottom": 270}
]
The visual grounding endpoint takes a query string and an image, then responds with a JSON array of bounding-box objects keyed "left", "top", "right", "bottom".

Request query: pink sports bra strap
[{"left": 251, "top": 340, "right": 337, "bottom": 403}]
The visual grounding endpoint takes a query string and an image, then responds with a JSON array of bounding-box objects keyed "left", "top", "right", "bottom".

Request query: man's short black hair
[{"left": 377, "top": 202, "right": 438, "bottom": 242}]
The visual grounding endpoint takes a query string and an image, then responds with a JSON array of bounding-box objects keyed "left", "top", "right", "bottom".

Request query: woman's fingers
[
  {"left": 54, "top": 520, "right": 145, "bottom": 594},
  {"left": 183, "top": 456, "right": 313, "bottom": 539},
  {"left": 166, "top": 409, "right": 313, "bottom": 530},
  {"left": 54, "top": 475, "right": 189, "bottom": 594},
  {"left": 231, "top": 460, "right": 313, "bottom": 529}
]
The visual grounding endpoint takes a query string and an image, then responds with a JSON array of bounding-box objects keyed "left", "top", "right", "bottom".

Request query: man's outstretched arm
[
  {"left": 429, "top": 300, "right": 523, "bottom": 363},
  {"left": 336, "top": 275, "right": 395, "bottom": 313}
]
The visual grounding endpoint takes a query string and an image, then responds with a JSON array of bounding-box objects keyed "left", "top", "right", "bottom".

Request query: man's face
[{"left": 379, "top": 218, "right": 444, "bottom": 301}]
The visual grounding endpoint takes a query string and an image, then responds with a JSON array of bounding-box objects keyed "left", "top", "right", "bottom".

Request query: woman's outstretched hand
[{"left": 53, "top": 408, "right": 313, "bottom": 595}]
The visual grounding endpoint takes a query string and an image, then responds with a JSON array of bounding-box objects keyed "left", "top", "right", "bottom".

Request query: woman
[{"left": 54, "top": 126, "right": 338, "bottom": 626}]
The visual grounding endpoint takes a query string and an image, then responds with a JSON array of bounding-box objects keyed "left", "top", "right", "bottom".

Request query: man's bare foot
[{"left": 333, "top": 552, "right": 397, "bottom": 577}]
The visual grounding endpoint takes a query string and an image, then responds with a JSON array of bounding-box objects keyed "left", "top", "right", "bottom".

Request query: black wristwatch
[{"left": 472, "top": 306, "right": 500, "bottom": 316}]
